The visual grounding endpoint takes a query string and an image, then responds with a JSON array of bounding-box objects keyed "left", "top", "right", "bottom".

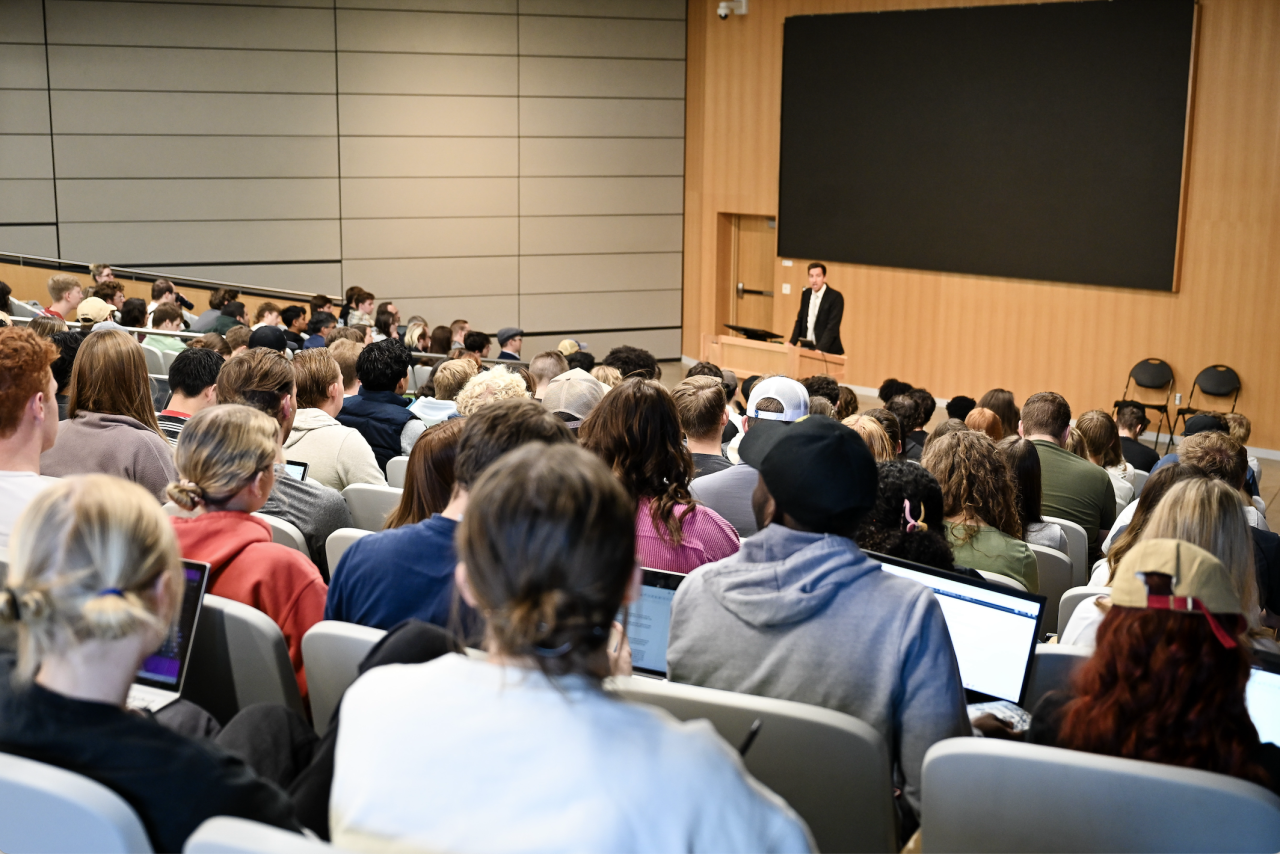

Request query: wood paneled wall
[{"left": 683, "top": 0, "right": 1280, "bottom": 450}]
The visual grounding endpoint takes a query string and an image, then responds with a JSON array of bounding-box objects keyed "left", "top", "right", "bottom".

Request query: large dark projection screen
[{"left": 777, "top": 0, "right": 1196, "bottom": 291}]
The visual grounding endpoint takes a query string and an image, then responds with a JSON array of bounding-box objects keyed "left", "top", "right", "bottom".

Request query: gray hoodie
[{"left": 667, "top": 523, "right": 970, "bottom": 815}]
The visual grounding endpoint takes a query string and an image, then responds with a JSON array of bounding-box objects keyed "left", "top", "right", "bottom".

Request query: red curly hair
[{"left": 1056, "top": 606, "right": 1268, "bottom": 787}]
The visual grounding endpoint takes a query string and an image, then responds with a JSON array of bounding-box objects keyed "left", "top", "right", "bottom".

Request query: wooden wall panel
[{"left": 683, "top": 0, "right": 1280, "bottom": 449}]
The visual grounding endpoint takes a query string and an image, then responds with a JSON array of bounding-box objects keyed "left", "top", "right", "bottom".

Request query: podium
[{"left": 702, "top": 334, "right": 846, "bottom": 383}]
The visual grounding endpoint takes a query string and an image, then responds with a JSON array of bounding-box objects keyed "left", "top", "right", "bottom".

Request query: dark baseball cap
[
  {"left": 248, "top": 325, "right": 287, "bottom": 353},
  {"left": 1183, "top": 413, "right": 1227, "bottom": 436},
  {"left": 739, "top": 415, "right": 878, "bottom": 529}
]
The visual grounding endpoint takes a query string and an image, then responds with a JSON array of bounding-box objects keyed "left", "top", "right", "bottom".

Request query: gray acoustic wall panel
[{"left": 9, "top": 0, "right": 685, "bottom": 357}]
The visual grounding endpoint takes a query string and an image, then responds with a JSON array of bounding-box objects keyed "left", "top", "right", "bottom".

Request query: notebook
[
  {"left": 619, "top": 568, "right": 686, "bottom": 678},
  {"left": 1247, "top": 650, "right": 1280, "bottom": 746},
  {"left": 126, "top": 560, "right": 210, "bottom": 713},
  {"left": 872, "top": 552, "right": 1046, "bottom": 706}
]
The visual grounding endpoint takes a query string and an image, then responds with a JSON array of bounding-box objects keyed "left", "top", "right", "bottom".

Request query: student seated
[
  {"left": 409, "top": 358, "right": 475, "bottom": 426},
  {"left": 671, "top": 375, "right": 733, "bottom": 478},
  {"left": 283, "top": 349, "right": 384, "bottom": 491},
  {"left": 336, "top": 339, "right": 424, "bottom": 471},
  {"left": 147, "top": 303, "right": 188, "bottom": 353},
  {"left": 383, "top": 419, "right": 465, "bottom": 529},
  {"left": 843, "top": 413, "right": 896, "bottom": 462},
  {"left": 1015, "top": 539, "right": 1280, "bottom": 796},
  {"left": 40, "top": 329, "right": 177, "bottom": 501},
  {"left": 303, "top": 312, "right": 336, "bottom": 349},
  {"left": 327, "top": 398, "right": 572, "bottom": 632},
  {"left": 49, "top": 330, "right": 81, "bottom": 420},
  {"left": 0, "top": 328, "right": 61, "bottom": 549},
  {"left": 999, "top": 437, "right": 1069, "bottom": 554},
  {"left": 168, "top": 405, "right": 327, "bottom": 700},
  {"left": 156, "top": 346, "right": 223, "bottom": 447},
  {"left": 1074, "top": 409, "right": 1137, "bottom": 511},
  {"left": 1062, "top": 477, "right": 1269, "bottom": 650},
  {"left": 887, "top": 395, "right": 924, "bottom": 461},
  {"left": 668, "top": 416, "right": 970, "bottom": 819},
  {"left": 454, "top": 364, "right": 529, "bottom": 416},
  {"left": 216, "top": 348, "right": 352, "bottom": 578},
  {"left": 0, "top": 475, "right": 300, "bottom": 851},
  {"left": 330, "top": 443, "right": 812, "bottom": 853},
  {"left": 1116, "top": 401, "right": 1161, "bottom": 472},
  {"left": 41, "top": 273, "right": 84, "bottom": 320},
  {"left": 1019, "top": 391, "right": 1116, "bottom": 560},
  {"left": 856, "top": 460, "right": 957, "bottom": 572},
  {"left": 580, "top": 377, "right": 739, "bottom": 573},
  {"left": 528, "top": 349, "right": 569, "bottom": 399},
  {"left": 690, "top": 376, "right": 810, "bottom": 538},
  {"left": 1100, "top": 461, "right": 1204, "bottom": 559},
  {"left": 923, "top": 430, "right": 1039, "bottom": 592},
  {"left": 977, "top": 388, "right": 1020, "bottom": 439}
]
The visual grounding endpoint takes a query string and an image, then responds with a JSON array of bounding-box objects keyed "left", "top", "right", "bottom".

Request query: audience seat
[
  {"left": 0, "top": 751, "right": 152, "bottom": 854},
  {"left": 977, "top": 571, "right": 1027, "bottom": 592},
  {"left": 606, "top": 675, "right": 896, "bottom": 853},
  {"left": 141, "top": 344, "right": 164, "bottom": 375},
  {"left": 1023, "top": 643, "right": 1091, "bottom": 712},
  {"left": 8, "top": 299, "right": 41, "bottom": 319},
  {"left": 251, "top": 512, "right": 309, "bottom": 556},
  {"left": 1058, "top": 586, "right": 1108, "bottom": 636},
  {"left": 385, "top": 455, "right": 409, "bottom": 489},
  {"left": 410, "top": 364, "right": 433, "bottom": 393},
  {"left": 1027, "top": 544, "right": 1071, "bottom": 634},
  {"left": 921, "top": 738, "right": 1280, "bottom": 853},
  {"left": 161, "top": 348, "right": 180, "bottom": 374},
  {"left": 341, "top": 484, "right": 402, "bottom": 532},
  {"left": 324, "top": 528, "right": 371, "bottom": 573},
  {"left": 184, "top": 817, "right": 336, "bottom": 854},
  {"left": 183, "top": 595, "right": 305, "bottom": 726},
  {"left": 1041, "top": 517, "right": 1088, "bottom": 586},
  {"left": 1131, "top": 468, "right": 1149, "bottom": 498},
  {"left": 301, "top": 621, "right": 387, "bottom": 734}
]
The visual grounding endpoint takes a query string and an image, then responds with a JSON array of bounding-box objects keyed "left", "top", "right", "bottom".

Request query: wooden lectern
[{"left": 702, "top": 334, "right": 846, "bottom": 383}]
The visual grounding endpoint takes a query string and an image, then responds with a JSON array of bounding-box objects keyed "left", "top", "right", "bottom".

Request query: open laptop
[
  {"left": 618, "top": 568, "right": 686, "bottom": 678},
  {"left": 283, "top": 459, "right": 310, "bottom": 482},
  {"left": 1247, "top": 650, "right": 1280, "bottom": 745},
  {"left": 871, "top": 552, "right": 1046, "bottom": 710},
  {"left": 126, "top": 560, "right": 210, "bottom": 713}
]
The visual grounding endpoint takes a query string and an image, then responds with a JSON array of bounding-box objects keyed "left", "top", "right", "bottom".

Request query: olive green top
[{"left": 945, "top": 521, "right": 1039, "bottom": 593}]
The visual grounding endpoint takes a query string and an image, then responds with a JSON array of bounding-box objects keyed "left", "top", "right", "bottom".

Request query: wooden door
[{"left": 731, "top": 215, "right": 776, "bottom": 334}]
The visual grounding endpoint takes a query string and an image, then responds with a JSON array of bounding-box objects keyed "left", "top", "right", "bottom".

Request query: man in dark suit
[{"left": 788, "top": 262, "right": 844, "bottom": 355}]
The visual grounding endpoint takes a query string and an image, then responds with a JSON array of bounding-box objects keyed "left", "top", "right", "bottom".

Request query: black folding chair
[
  {"left": 1170, "top": 365, "right": 1241, "bottom": 451},
  {"left": 1114, "top": 358, "right": 1174, "bottom": 453}
]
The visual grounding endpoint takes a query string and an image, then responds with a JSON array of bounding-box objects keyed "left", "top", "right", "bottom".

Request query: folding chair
[
  {"left": 385, "top": 455, "right": 410, "bottom": 488},
  {"left": 922, "top": 738, "right": 1280, "bottom": 852},
  {"left": 251, "top": 512, "right": 309, "bottom": 556},
  {"left": 1113, "top": 358, "right": 1174, "bottom": 451},
  {"left": 141, "top": 344, "right": 165, "bottom": 375},
  {"left": 341, "top": 483, "right": 403, "bottom": 532},
  {"left": 301, "top": 620, "right": 387, "bottom": 733},
  {"left": 1171, "top": 364, "right": 1242, "bottom": 450},
  {"left": 183, "top": 595, "right": 305, "bottom": 725},
  {"left": 0, "top": 752, "right": 152, "bottom": 853},
  {"left": 1028, "top": 544, "right": 1072, "bottom": 635},
  {"left": 607, "top": 675, "right": 896, "bottom": 853}
]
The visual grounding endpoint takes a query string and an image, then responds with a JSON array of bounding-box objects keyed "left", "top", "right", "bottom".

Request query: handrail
[
  {"left": 8, "top": 314, "right": 205, "bottom": 339},
  {"left": 0, "top": 250, "right": 337, "bottom": 304}
]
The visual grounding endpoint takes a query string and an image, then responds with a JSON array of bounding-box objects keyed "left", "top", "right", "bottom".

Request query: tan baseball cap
[
  {"left": 1111, "top": 538, "right": 1243, "bottom": 646},
  {"left": 77, "top": 297, "right": 114, "bottom": 323}
]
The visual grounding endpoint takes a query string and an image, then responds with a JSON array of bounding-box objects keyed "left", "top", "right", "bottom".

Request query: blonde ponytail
[
  {"left": 170, "top": 405, "right": 279, "bottom": 510},
  {"left": 5, "top": 475, "right": 181, "bottom": 682}
]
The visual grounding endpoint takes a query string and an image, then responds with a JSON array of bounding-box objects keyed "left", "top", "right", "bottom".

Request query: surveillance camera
[{"left": 717, "top": 0, "right": 746, "bottom": 19}]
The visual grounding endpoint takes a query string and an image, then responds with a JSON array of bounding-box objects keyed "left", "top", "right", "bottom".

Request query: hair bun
[{"left": 165, "top": 479, "right": 205, "bottom": 510}]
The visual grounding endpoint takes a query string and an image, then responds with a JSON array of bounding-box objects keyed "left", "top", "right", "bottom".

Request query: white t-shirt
[
  {"left": 0, "top": 471, "right": 60, "bottom": 551},
  {"left": 331, "top": 653, "right": 812, "bottom": 854},
  {"left": 805, "top": 285, "right": 825, "bottom": 341}
]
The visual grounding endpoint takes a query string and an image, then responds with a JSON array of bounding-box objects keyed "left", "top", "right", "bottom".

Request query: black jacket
[{"left": 789, "top": 286, "right": 844, "bottom": 355}]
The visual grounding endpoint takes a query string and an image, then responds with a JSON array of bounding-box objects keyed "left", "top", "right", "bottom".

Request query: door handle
[{"left": 737, "top": 282, "right": 775, "bottom": 297}]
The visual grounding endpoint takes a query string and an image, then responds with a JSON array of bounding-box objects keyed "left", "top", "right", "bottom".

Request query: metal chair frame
[
  {"left": 1113, "top": 358, "right": 1174, "bottom": 453},
  {"left": 1170, "top": 364, "right": 1242, "bottom": 452}
]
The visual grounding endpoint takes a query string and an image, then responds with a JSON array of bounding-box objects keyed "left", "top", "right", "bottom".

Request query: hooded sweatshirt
[
  {"left": 282, "top": 408, "right": 386, "bottom": 493},
  {"left": 171, "top": 512, "right": 327, "bottom": 702},
  {"left": 40, "top": 411, "right": 177, "bottom": 501},
  {"left": 666, "top": 523, "right": 970, "bottom": 816}
]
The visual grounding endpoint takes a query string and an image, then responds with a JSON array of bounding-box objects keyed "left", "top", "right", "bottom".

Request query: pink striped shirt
[{"left": 635, "top": 498, "right": 740, "bottom": 574}]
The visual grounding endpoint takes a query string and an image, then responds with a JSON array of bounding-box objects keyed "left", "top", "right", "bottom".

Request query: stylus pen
[{"left": 738, "top": 719, "right": 763, "bottom": 757}]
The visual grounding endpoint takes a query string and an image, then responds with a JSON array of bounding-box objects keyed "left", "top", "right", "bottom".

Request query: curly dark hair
[
  {"left": 579, "top": 377, "right": 695, "bottom": 545},
  {"left": 878, "top": 378, "right": 913, "bottom": 403},
  {"left": 946, "top": 395, "right": 977, "bottom": 421},
  {"left": 1054, "top": 606, "right": 1267, "bottom": 788},
  {"left": 922, "top": 429, "right": 1022, "bottom": 540},
  {"left": 602, "top": 345, "right": 659, "bottom": 381},
  {"left": 857, "top": 461, "right": 955, "bottom": 571},
  {"left": 49, "top": 330, "right": 84, "bottom": 394},
  {"left": 356, "top": 339, "right": 412, "bottom": 392},
  {"left": 907, "top": 387, "right": 936, "bottom": 425},
  {"left": 566, "top": 350, "right": 595, "bottom": 372},
  {"left": 801, "top": 374, "right": 840, "bottom": 405}
]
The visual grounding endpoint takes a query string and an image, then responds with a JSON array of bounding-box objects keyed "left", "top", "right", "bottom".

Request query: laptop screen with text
[
  {"left": 874, "top": 553, "right": 1045, "bottom": 705},
  {"left": 136, "top": 560, "right": 209, "bottom": 691},
  {"left": 620, "top": 569, "right": 686, "bottom": 678}
]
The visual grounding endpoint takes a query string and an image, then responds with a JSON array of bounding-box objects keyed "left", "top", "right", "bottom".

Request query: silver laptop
[
  {"left": 126, "top": 560, "right": 210, "bottom": 713},
  {"left": 618, "top": 568, "right": 686, "bottom": 678}
]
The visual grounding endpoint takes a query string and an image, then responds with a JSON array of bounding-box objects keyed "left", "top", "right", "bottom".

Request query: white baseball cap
[{"left": 747, "top": 376, "right": 809, "bottom": 422}]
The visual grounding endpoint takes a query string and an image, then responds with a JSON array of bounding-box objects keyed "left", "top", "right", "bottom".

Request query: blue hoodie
[{"left": 667, "top": 523, "right": 970, "bottom": 816}]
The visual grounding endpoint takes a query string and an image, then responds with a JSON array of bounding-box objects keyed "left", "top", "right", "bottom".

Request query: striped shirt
[
  {"left": 635, "top": 497, "right": 740, "bottom": 574},
  {"left": 157, "top": 410, "right": 190, "bottom": 448}
]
